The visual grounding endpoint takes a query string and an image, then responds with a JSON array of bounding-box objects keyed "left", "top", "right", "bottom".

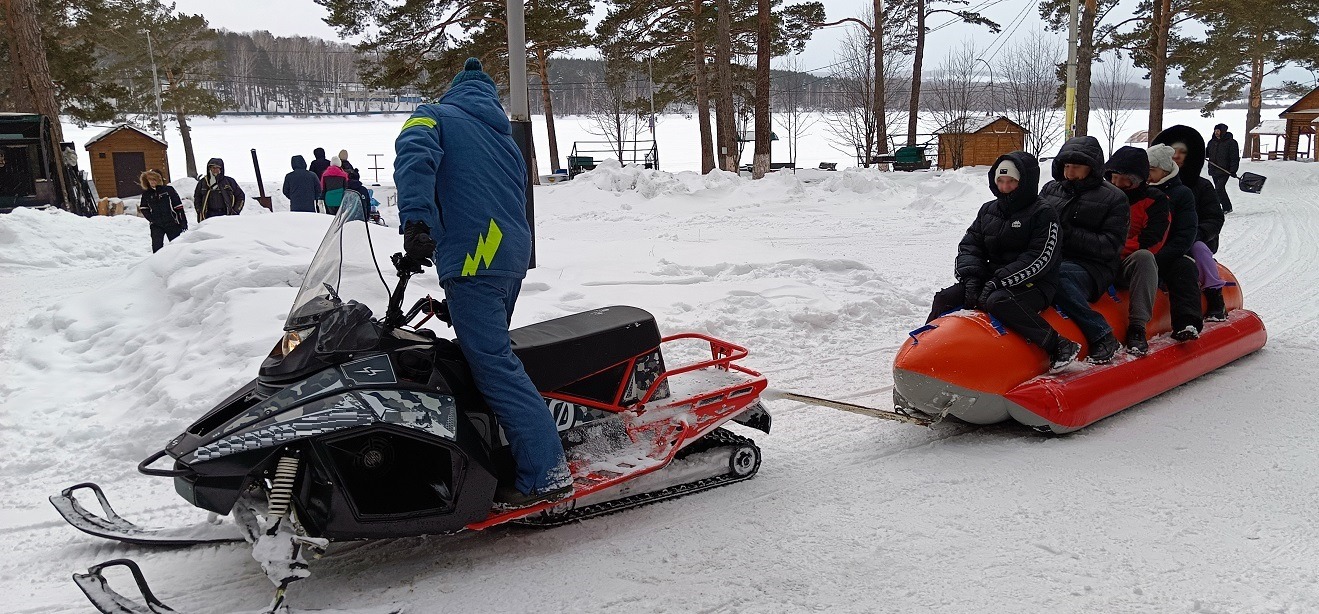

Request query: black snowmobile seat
[{"left": 511, "top": 306, "right": 662, "bottom": 393}]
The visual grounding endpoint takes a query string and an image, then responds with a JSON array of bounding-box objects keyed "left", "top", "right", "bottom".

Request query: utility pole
[
  {"left": 1064, "top": 0, "right": 1079, "bottom": 139},
  {"left": 506, "top": 0, "right": 536, "bottom": 268},
  {"left": 147, "top": 30, "right": 167, "bottom": 142}
]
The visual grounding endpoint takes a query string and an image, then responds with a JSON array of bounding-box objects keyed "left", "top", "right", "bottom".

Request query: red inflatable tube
[{"left": 893, "top": 263, "right": 1267, "bottom": 433}]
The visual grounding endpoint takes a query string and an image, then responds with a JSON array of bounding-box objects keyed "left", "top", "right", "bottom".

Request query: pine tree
[
  {"left": 1177, "top": 0, "right": 1319, "bottom": 157},
  {"left": 1038, "top": 0, "right": 1121, "bottom": 137},
  {"left": 904, "top": 0, "right": 999, "bottom": 147},
  {"left": 1108, "top": 0, "right": 1197, "bottom": 141}
]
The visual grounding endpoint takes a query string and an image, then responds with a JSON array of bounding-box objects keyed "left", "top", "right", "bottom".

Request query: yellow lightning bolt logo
[{"left": 462, "top": 219, "right": 503, "bottom": 276}]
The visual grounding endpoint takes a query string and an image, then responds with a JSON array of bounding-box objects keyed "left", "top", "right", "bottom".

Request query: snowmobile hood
[
  {"left": 988, "top": 151, "right": 1040, "bottom": 212},
  {"left": 1152, "top": 124, "right": 1206, "bottom": 188},
  {"left": 439, "top": 80, "right": 513, "bottom": 136},
  {"left": 291, "top": 155, "right": 308, "bottom": 171},
  {"left": 1051, "top": 136, "right": 1105, "bottom": 191}
]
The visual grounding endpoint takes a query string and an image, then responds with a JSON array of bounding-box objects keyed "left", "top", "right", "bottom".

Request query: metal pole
[
  {"left": 648, "top": 54, "right": 657, "bottom": 140},
  {"left": 506, "top": 0, "right": 536, "bottom": 268},
  {"left": 975, "top": 57, "right": 995, "bottom": 116},
  {"left": 147, "top": 31, "right": 167, "bottom": 141},
  {"left": 1064, "top": 0, "right": 1079, "bottom": 139}
]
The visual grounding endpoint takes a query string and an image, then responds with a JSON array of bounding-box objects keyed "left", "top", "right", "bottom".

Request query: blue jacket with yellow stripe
[{"left": 394, "top": 80, "right": 531, "bottom": 282}]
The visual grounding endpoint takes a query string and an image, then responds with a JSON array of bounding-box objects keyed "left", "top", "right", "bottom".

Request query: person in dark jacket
[
  {"left": 927, "top": 151, "right": 1079, "bottom": 372},
  {"left": 1036, "top": 135, "right": 1129, "bottom": 364},
  {"left": 192, "top": 158, "right": 245, "bottom": 221},
  {"left": 282, "top": 155, "right": 320, "bottom": 213},
  {"left": 337, "top": 149, "right": 356, "bottom": 173},
  {"left": 1205, "top": 123, "right": 1240, "bottom": 213},
  {"left": 346, "top": 168, "right": 370, "bottom": 203},
  {"left": 1146, "top": 143, "right": 1202, "bottom": 340},
  {"left": 137, "top": 169, "right": 187, "bottom": 252},
  {"left": 1161, "top": 131, "right": 1229, "bottom": 322},
  {"left": 1104, "top": 147, "right": 1172, "bottom": 355},
  {"left": 309, "top": 148, "right": 330, "bottom": 179},
  {"left": 395, "top": 58, "right": 570, "bottom": 510}
]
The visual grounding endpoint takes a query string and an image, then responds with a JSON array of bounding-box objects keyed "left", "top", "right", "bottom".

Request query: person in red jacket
[{"left": 1104, "top": 147, "right": 1172, "bottom": 356}]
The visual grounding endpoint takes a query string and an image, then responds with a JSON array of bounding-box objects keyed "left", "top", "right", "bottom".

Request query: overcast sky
[{"left": 172, "top": 0, "right": 1307, "bottom": 87}]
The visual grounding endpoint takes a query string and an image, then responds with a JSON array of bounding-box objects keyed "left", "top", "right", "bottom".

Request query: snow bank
[{"left": 0, "top": 206, "right": 149, "bottom": 268}]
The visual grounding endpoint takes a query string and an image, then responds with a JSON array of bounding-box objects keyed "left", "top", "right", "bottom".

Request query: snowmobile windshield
[{"left": 286, "top": 192, "right": 371, "bottom": 331}]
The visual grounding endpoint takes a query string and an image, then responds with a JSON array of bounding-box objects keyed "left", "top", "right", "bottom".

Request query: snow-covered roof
[
  {"left": 84, "top": 124, "right": 168, "bottom": 149},
  {"left": 933, "top": 115, "right": 1025, "bottom": 135},
  {"left": 1126, "top": 130, "right": 1149, "bottom": 144},
  {"left": 1251, "top": 120, "right": 1289, "bottom": 134}
]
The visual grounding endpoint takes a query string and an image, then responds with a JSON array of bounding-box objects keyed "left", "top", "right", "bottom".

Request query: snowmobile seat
[{"left": 511, "top": 306, "right": 662, "bottom": 394}]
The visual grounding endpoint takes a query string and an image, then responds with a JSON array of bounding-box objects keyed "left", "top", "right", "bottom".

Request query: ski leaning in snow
[{"left": 51, "top": 193, "right": 773, "bottom": 614}]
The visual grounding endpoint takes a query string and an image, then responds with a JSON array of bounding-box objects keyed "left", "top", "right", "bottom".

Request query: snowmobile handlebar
[{"left": 383, "top": 252, "right": 419, "bottom": 328}]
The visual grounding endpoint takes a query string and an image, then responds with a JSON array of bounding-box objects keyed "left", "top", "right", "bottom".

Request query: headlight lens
[{"left": 277, "top": 328, "right": 311, "bottom": 357}]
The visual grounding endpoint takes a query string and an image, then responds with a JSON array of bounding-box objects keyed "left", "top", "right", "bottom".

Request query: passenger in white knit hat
[{"left": 1146, "top": 144, "right": 1179, "bottom": 186}]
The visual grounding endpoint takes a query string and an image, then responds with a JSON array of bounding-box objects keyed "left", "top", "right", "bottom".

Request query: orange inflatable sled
[{"left": 893, "top": 263, "right": 1267, "bottom": 433}]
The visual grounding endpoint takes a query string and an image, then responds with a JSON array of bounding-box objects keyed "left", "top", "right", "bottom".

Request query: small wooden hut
[
  {"left": 1279, "top": 87, "right": 1319, "bottom": 160},
  {"left": 934, "top": 116, "right": 1027, "bottom": 169},
  {"left": 85, "top": 124, "right": 169, "bottom": 198}
]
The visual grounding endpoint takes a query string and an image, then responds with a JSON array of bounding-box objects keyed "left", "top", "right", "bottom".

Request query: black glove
[
  {"left": 962, "top": 278, "right": 983, "bottom": 309},
  {"left": 403, "top": 220, "right": 436, "bottom": 268},
  {"left": 978, "top": 280, "right": 999, "bottom": 308}
]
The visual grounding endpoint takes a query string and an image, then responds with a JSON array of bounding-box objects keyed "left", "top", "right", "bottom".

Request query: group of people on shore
[
  {"left": 282, "top": 147, "right": 372, "bottom": 215},
  {"left": 928, "top": 124, "right": 1239, "bottom": 372}
]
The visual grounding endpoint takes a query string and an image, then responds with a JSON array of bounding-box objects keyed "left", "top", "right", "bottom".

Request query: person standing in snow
[
  {"left": 1103, "top": 147, "right": 1172, "bottom": 355},
  {"left": 320, "top": 157, "right": 350, "bottom": 214},
  {"left": 282, "top": 155, "right": 320, "bottom": 213},
  {"left": 394, "top": 57, "right": 571, "bottom": 509},
  {"left": 1145, "top": 143, "right": 1203, "bottom": 341},
  {"left": 1205, "top": 123, "right": 1240, "bottom": 214},
  {"left": 137, "top": 169, "right": 188, "bottom": 252},
  {"left": 309, "top": 148, "right": 331, "bottom": 179},
  {"left": 346, "top": 168, "right": 370, "bottom": 204},
  {"left": 1159, "top": 129, "right": 1228, "bottom": 322},
  {"left": 1036, "top": 135, "right": 1129, "bottom": 364},
  {"left": 926, "top": 151, "right": 1080, "bottom": 372},
  {"left": 337, "top": 149, "right": 356, "bottom": 173},
  {"left": 192, "top": 158, "right": 245, "bottom": 221}
]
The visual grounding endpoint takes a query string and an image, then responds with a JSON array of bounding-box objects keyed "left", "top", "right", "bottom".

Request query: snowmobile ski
[
  {"left": 517, "top": 428, "right": 761, "bottom": 528},
  {"left": 74, "top": 558, "right": 404, "bottom": 614},
  {"left": 50, "top": 482, "right": 246, "bottom": 546},
  {"left": 770, "top": 390, "right": 935, "bottom": 426}
]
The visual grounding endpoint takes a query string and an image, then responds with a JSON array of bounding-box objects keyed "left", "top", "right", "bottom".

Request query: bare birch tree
[
  {"left": 774, "top": 55, "right": 818, "bottom": 169},
  {"left": 925, "top": 43, "right": 986, "bottom": 169},
  {"left": 1092, "top": 50, "right": 1136, "bottom": 157},
  {"left": 824, "top": 23, "right": 910, "bottom": 166},
  {"left": 995, "top": 31, "right": 1064, "bottom": 157}
]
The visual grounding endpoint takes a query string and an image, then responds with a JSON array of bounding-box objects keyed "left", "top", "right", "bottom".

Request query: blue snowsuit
[{"left": 395, "top": 69, "right": 568, "bottom": 496}]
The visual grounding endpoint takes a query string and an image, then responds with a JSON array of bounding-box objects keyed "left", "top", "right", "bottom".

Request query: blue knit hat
[{"left": 452, "top": 57, "right": 496, "bottom": 88}]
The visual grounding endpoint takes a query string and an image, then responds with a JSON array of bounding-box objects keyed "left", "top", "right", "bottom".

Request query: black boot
[
  {"left": 1048, "top": 334, "right": 1081, "bottom": 373},
  {"left": 1125, "top": 325, "right": 1149, "bottom": 356},
  {"left": 493, "top": 483, "right": 573, "bottom": 511},
  {"left": 1085, "top": 332, "right": 1121, "bottom": 364},
  {"left": 1205, "top": 288, "right": 1227, "bottom": 322}
]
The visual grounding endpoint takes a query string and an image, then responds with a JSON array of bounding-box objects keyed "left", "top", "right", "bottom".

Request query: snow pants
[
  {"left": 1157, "top": 253, "right": 1204, "bottom": 334},
  {"left": 1054, "top": 261, "right": 1113, "bottom": 343},
  {"left": 1189, "top": 241, "right": 1226, "bottom": 290},
  {"left": 930, "top": 282, "right": 1059, "bottom": 351},
  {"left": 1212, "top": 174, "right": 1234, "bottom": 213},
  {"left": 150, "top": 225, "right": 182, "bottom": 253},
  {"left": 1120, "top": 250, "right": 1159, "bottom": 330},
  {"left": 442, "top": 275, "right": 570, "bottom": 495}
]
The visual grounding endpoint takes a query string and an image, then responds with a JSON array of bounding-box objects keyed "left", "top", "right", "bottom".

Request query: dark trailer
[{"left": 0, "top": 113, "right": 95, "bottom": 215}]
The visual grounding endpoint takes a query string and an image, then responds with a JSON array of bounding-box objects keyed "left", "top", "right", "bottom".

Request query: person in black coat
[
  {"left": 1146, "top": 143, "right": 1203, "bottom": 340},
  {"left": 193, "top": 158, "right": 245, "bottom": 221},
  {"left": 138, "top": 169, "right": 187, "bottom": 252},
  {"left": 1160, "top": 128, "right": 1229, "bottom": 322},
  {"left": 309, "top": 148, "right": 331, "bottom": 179},
  {"left": 1205, "top": 123, "right": 1240, "bottom": 213},
  {"left": 282, "top": 155, "right": 320, "bottom": 213},
  {"left": 346, "top": 168, "right": 370, "bottom": 203},
  {"left": 927, "top": 151, "right": 1080, "bottom": 372},
  {"left": 1036, "top": 135, "right": 1129, "bottom": 363},
  {"left": 1104, "top": 147, "right": 1172, "bottom": 356}
]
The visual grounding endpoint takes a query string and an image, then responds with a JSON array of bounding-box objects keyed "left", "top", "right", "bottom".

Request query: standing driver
[{"left": 394, "top": 58, "right": 572, "bottom": 510}]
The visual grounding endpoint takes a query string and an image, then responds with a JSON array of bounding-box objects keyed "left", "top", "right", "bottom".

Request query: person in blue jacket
[{"left": 394, "top": 57, "right": 571, "bottom": 510}]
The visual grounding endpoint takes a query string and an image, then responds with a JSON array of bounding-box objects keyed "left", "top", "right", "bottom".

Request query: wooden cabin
[
  {"left": 1279, "top": 87, "right": 1319, "bottom": 160},
  {"left": 934, "top": 116, "right": 1027, "bottom": 169},
  {"left": 84, "top": 124, "right": 169, "bottom": 198}
]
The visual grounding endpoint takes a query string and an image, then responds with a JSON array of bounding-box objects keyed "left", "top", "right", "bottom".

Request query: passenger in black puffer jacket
[
  {"left": 1146, "top": 142, "right": 1203, "bottom": 340},
  {"left": 1036, "top": 135, "right": 1129, "bottom": 364},
  {"left": 137, "top": 169, "right": 187, "bottom": 253},
  {"left": 927, "top": 151, "right": 1080, "bottom": 372},
  {"left": 1156, "top": 126, "right": 1229, "bottom": 322}
]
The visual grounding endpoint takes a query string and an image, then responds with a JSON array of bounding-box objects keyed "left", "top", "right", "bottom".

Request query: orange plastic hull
[{"left": 893, "top": 264, "right": 1267, "bottom": 432}]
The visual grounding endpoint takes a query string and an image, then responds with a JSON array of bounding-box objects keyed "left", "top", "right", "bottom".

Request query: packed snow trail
[{"left": 2, "top": 161, "right": 1317, "bottom": 613}]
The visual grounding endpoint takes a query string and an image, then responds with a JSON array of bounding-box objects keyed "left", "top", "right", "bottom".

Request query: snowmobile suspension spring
[{"left": 267, "top": 455, "right": 300, "bottom": 519}]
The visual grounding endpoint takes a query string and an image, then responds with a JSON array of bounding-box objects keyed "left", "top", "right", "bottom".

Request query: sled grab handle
[
  {"left": 638, "top": 333, "right": 760, "bottom": 405},
  {"left": 138, "top": 449, "right": 193, "bottom": 478},
  {"left": 908, "top": 324, "right": 938, "bottom": 345}
]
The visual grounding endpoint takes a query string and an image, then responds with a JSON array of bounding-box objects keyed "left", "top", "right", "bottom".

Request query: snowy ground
[{"left": 2, "top": 152, "right": 1317, "bottom": 613}]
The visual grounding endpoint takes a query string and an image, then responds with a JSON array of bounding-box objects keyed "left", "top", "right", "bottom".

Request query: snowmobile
[{"left": 51, "top": 192, "right": 771, "bottom": 613}]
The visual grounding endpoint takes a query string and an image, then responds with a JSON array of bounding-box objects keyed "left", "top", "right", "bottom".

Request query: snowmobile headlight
[{"left": 278, "top": 329, "right": 308, "bottom": 357}]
